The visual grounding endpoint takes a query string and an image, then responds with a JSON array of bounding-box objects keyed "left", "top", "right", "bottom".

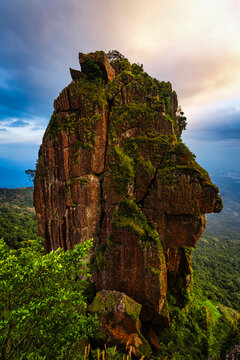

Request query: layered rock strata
[{"left": 34, "top": 50, "right": 222, "bottom": 355}]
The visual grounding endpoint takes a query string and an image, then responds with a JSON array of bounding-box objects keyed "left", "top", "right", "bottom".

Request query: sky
[{"left": 0, "top": 0, "right": 240, "bottom": 186}]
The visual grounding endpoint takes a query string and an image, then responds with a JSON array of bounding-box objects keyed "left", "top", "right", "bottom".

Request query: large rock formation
[{"left": 34, "top": 50, "right": 222, "bottom": 354}]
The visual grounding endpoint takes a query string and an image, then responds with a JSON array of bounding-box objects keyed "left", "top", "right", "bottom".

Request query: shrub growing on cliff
[{"left": 0, "top": 238, "right": 98, "bottom": 360}]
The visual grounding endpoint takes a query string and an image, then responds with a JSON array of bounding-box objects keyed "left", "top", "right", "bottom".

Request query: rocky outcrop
[
  {"left": 34, "top": 51, "right": 222, "bottom": 354},
  {"left": 88, "top": 290, "right": 152, "bottom": 357}
]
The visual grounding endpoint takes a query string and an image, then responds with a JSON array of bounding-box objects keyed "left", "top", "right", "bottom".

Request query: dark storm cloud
[
  {"left": 0, "top": 0, "right": 140, "bottom": 121},
  {"left": 0, "top": 0, "right": 92, "bottom": 119},
  {"left": 1, "top": 0, "right": 240, "bottom": 121},
  {"left": 187, "top": 108, "right": 240, "bottom": 142}
]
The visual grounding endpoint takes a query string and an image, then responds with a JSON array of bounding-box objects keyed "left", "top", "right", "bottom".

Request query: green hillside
[
  {"left": 0, "top": 187, "right": 42, "bottom": 248},
  {"left": 192, "top": 175, "right": 240, "bottom": 311}
]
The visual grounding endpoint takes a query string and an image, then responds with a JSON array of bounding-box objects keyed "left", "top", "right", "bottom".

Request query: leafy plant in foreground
[{"left": 0, "top": 238, "right": 98, "bottom": 360}]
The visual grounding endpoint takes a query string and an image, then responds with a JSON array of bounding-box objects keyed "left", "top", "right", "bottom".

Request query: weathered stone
[
  {"left": 34, "top": 173, "right": 101, "bottom": 252},
  {"left": 88, "top": 290, "right": 151, "bottom": 358},
  {"left": 69, "top": 67, "right": 83, "bottom": 81},
  {"left": 94, "top": 228, "right": 167, "bottom": 323},
  {"left": 54, "top": 88, "right": 70, "bottom": 112},
  {"left": 34, "top": 51, "right": 223, "bottom": 351},
  {"left": 146, "top": 326, "right": 162, "bottom": 350},
  {"left": 79, "top": 51, "right": 115, "bottom": 82},
  {"left": 166, "top": 247, "right": 193, "bottom": 306}
]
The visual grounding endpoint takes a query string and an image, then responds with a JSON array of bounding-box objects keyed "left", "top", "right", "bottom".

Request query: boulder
[{"left": 88, "top": 290, "right": 152, "bottom": 358}]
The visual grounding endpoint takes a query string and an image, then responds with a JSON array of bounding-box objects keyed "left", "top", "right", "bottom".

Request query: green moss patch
[
  {"left": 108, "top": 147, "right": 135, "bottom": 195},
  {"left": 123, "top": 132, "right": 175, "bottom": 167},
  {"left": 112, "top": 199, "right": 161, "bottom": 245},
  {"left": 156, "top": 141, "right": 220, "bottom": 192}
]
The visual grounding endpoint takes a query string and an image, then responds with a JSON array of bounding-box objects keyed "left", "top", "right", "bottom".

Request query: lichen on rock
[{"left": 34, "top": 50, "right": 223, "bottom": 355}]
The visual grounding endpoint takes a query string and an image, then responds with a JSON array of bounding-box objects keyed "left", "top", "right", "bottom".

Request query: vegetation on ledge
[{"left": 113, "top": 199, "right": 161, "bottom": 246}]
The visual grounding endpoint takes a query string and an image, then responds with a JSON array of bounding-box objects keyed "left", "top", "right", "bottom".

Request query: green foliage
[
  {"left": 158, "top": 301, "right": 210, "bottom": 359},
  {"left": 95, "top": 244, "right": 107, "bottom": 271},
  {"left": 157, "top": 81, "right": 172, "bottom": 98},
  {"left": 107, "top": 50, "right": 126, "bottom": 62},
  {"left": 106, "top": 70, "right": 133, "bottom": 100},
  {"left": 157, "top": 175, "right": 240, "bottom": 359},
  {"left": 0, "top": 187, "right": 34, "bottom": 208},
  {"left": 45, "top": 76, "right": 106, "bottom": 143},
  {"left": 73, "top": 114, "right": 100, "bottom": 151},
  {"left": 78, "top": 344, "right": 137, "bottom": 360},
  {"left": 177, "top": 110, "right": 187, "bottom": 135},
  {"left": 113, "top": 199, "right": 161, "bottom": 246},
  {"left": 173, "top": 142, "right": 195, "bottom": 161},
  {"left": 108, "top": 147, "right": 135, "bottom": 195},
  {"left": 107, "top": 50, "right": 132, "bottom": 74},
  {"left": 25, "top": 169, "right": 36, "bottom": 181},
  {"left": 156, "top": 141, "right": 219, "bottom": 190},
  {"left": 70, "top": 76, "right": 106, "bottom": 108},
  {"left": 109, "top": 103, "right": 152, "bottom": 134},
  {"left": 0, "top": 238, "right": 98, "bottom": 360},
  {"left": 158, "top": 292, "right": 240, "bottom": 360},
  {"left": 193, "top": 230, "right": 240, "bottom": 311},
  {"left": 109, "top": 147, "right": 135, "bottom": 195},
  {"left": 131, "top": 63, "right": 144, "bottom": 75},
  {"left": 167, "top": 247, "right": 193, "bottom": 308},
  {"left": 91, "top": 346, "right": 125, "bottom": 360},
  {"left": 11, "top": 52, "right": 239, "bottom": 358},
  {"left": 192, "top": 175, "right": 240, "bottom": 313},
  {"left": 123, "top": 132, "right": 174, "bottom": 167},
  {"left": 82, "top": 59, "right": 104, "bottom": 80},
  {"left": 61, "top": 113, "right": 78, "bottom": 134},
  {"left": 47, "top": 112, "right": 61, "bottom": 137}
]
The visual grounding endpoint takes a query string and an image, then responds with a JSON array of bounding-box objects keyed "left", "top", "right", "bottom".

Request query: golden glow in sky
[
  {"left": 105, "top": 0, "right": 240, "bottom": 117},
  {"left": 0, "top": 0, "right": 239, "bottom": 171}
]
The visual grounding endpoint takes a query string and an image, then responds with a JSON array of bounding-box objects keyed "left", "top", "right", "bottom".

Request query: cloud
[
  {"left": 0, "top": 68, "right": 12, "bottom": 90},
  {"left": 8, "top": 120, "right": 29, "bottom": 127},
  {"left": 0, "top": 0, "right": 240, "bottom": 153},
  {"left": 0, "top": 118, "right": 45, "bottom": 144},
  {"left": 184, "top": 107, "right": 240, "bottom": 142},
  {"left": 1, "top": 0, "right": 239, "bottom": 118}
]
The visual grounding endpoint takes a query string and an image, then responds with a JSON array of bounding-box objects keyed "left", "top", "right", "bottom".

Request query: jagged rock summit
[{"left": 34, "top": 50, "right": 222, "bottom": 356}]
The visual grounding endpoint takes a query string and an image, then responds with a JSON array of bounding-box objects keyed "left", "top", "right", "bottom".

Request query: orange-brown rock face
[{"left": 34, "top": 51, "right": 222, "bottom": 348}]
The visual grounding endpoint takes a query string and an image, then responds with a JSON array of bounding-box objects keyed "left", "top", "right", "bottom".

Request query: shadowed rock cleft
[{"left": 34, "top": 50, "right": 222, "bottom": 357}]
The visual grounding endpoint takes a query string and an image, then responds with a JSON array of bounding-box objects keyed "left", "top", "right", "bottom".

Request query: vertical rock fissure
[
  {"left": 137, "top": 152, "right": 168, "bottom": 207},
  {"left": 98, "top": 98, "right": 114, "bottom": 240},
  {"left": 67, "top": 88, "right": 71, "bottom": 111}
]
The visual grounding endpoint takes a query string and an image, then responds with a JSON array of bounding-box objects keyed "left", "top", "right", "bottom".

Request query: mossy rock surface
[
  {"left": 89, "top": 290, "right": 142, "bottom": 321},
  {"left": 89, "top": 290, "right": 152, "bottom": 358},
  {"left": 34, "top": 51, "right": 223, "bottom": 356}
]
